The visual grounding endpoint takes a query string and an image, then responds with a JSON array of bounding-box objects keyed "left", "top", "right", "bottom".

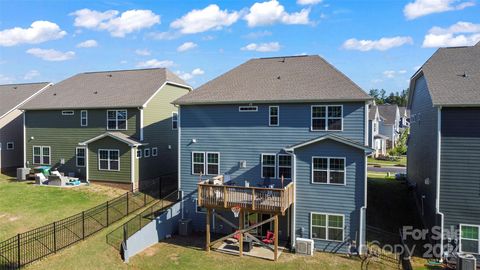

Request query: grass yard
[
  {"left": 368, "top": 156, "right": 407, "bottom": 167},
  {"left": 0, "top": 172, "right": 125, "bottom": 241}
]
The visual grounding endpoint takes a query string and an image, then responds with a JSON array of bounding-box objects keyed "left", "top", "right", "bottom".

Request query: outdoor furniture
[
  {"left": 243, "top": 238, "right": 253, "bottom": 252},
  {"left": 262, "top": 231, "right": 275, "bottom": 245},
  {"left": 34, "top": 173, "right": 48, "bottom": 185}
]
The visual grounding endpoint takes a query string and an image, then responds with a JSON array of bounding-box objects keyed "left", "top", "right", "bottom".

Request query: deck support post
[
  {"left": 274, "top": 214, "right": 278, "bottom": 261},
  {"left": 239, "top": 209, "right": 243, "bottom": 257},
  {"left": 206, "top": 208, "right": 211, "bottom": 252}
]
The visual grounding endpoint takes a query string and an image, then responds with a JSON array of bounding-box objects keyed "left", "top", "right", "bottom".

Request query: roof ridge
[
  {"left": 0, "top": 82, "right": 50, "bottom": 87},
  {"left": 256, "top": 55, "right": 312, "bottom": 60},
  {"left": 83, "top": 67, "right": 166, "bottom": 74}
]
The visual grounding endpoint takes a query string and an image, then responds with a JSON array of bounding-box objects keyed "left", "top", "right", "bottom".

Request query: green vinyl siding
[{"left": 88, "top": 136, "right": 132, "bottom": 183}]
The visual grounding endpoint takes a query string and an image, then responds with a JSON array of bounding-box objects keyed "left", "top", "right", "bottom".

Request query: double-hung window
[
  {"left": 152, "top": 147, "right": 158, "bottom": 157},
  {"left": 278, "top": 154, "right": 292, "bottom": 179},
  {"left": 144, "top": 148, "right": 151, "bottom": 158},
  {"left": 192, "top": 152, "right": 220, "bottom": 175},
  {"left": 311, "top": 105, "right": 342, "bottom": 131},
  {"left": 107, "top": 110, "right": 127, "bottom": 130},
  {"left": 81, "top": 110, "right": 88, "bottom": 127},
  {"left": 207, "top": 153, "right": 219, "bottom": 175},
  {"left": 312, "top": 157, "right": 345, "bottom": 185},
  {"left": 172, "top": 112, "right": 178, "bottom": 130},
  {"left": 76, "top": 147, "right": 86, "bottom": 167},
  {"left": 261, "top": 154, "right": 276, "bottom": 178},
  {"left": 192, "top": 152, "right": 205, "bottom": 175},
  {"left": 137, "top": 149, "right": 142, "bottom": 158},
  {"left": 269, "top": 106, "right": 279, "bottom": 126},
  {"left": 98, "top": 149, "right": 119, "bottom": 171},
  {"left": 33, "top": 146, "right": 51, "bottom": 165},
  {"left": 311, "top": 213, "right": 344, "bottom": 242},
  {"left": 460, "top": 224, "right": 480, "bottom": 254}
]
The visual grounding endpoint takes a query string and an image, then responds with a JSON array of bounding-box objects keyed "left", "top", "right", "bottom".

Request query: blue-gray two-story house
[
  {"left": 407, "top": 42, "right": 480, "bottom": 262},
  {"left": 173, "top": 55, "right": 373, "bottom": 258}
]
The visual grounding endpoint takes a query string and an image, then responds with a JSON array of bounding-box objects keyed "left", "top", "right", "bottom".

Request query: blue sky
[{"left": 0, "top": 0, "right": 479, "bottom": 93}]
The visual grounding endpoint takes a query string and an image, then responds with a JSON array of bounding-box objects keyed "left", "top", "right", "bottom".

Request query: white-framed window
[
  {"left": 33, "top": 146, "right": 51, "bottom": 165},
  {"left": 311, "top": 213, "right": 344, "bottom": 242},
  {"left": 195, "top": 199, "right": 207, "bottom": 214},
  {"left": 278, "top": 154, "right": 292, "bottom": 179},
  {"left": 144, "top": 148, "right": 151, "bottom": 158},
  {"left": 312, "top": 157, "right": 346, "bottom": 185},
  {"left": 239, "top": 106, "right": 258, "bottom": 112},
  {"left": 460, "top": 224, "right": 480, "bottom": 254},
  {"left": 172, "top": 112, "right": 178, "bottom": 130},
  {"left": 6, "top": 142, "right": 14, "bottom": 150},
  {"left": 136, "top": 149, "right": 142, "bottom": 159},
  {"left": 261, "top": 154, "right": 276, "bottom": 179},
  {"left": 373, "top": 122, "right": 377, "bottom": 133},
  {"left": 81, "top": 110, "right": 88, "bottom": 127},
  {"left": 76, "top": 147, "right": 86, "bottom": 167},
  {"left": 62, "top": 110, "right": 74, "bottom": 116},
  {"left": 107, "top": 110, "right": 127, "bottom": 130},
  {"left": 152, "top": 147, "right": 158, "bottom": 157},
  {"left": 206, "top": 152, "right": 220, "bottom": 175},
  {"left": 98, "top": 149, "right": 120, "bottom": 171},
  {"left": 269, "top": 106, "right": 279, "bottom": 126},
  {"left": 192, "top": 152, "right": 205, "bottom": 175},
  {"left": 311, "top": 105, "right": 343, "bottom": 131}
]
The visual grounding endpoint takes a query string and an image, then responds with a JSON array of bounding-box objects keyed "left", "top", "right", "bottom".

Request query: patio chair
[
  {"left": 34, "top": 173, "right": 48, "bottom": 185},
  {"left": 262, "top": 231, "right": 275, "bottom": 245},
  {"left": 48, "top": 173, "right": 69, "bottom": 186}
]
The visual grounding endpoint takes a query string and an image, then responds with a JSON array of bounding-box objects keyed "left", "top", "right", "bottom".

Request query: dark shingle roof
[
  {"left": 21, "top": 68, "right": 190, "bottom": 110},
  {"left": 399, "top": 107, "right": 410, "bottom": 117},
  {"left": 377, "top": 104, "right": 398, "bottom": 125},
  {"left": 174, "top": 55, "right": 371, "bottom": 105},
  {"left": 0, "top": 82, "right": 51, "bottom": 118},
  {"left": 369, "top": 105, "right": 378, "bottom": 120},
  {"left": 413, "top": 42, "right": 480, "bottom": 106}
]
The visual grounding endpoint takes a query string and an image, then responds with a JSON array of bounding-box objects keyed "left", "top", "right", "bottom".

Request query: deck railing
[{"left": 197, "top": 181, "right": 294, "bottom": 214}]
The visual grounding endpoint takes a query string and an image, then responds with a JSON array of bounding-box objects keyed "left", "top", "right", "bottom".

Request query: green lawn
[
  {"left": 368, "top": 156, "right": 407, "bottom": 167},
  {"left": 0, "top": 172, "right": 125, "bottom": 241}
]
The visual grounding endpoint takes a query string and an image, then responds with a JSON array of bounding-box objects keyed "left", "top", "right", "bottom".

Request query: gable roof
[
  {"left": 409, "top": 42, "right": 480, "bottom": 107},
  {"left": 284, "top": 133, "right": 373, "bottom": 153},
  {"left": 398, "top": 107, "right": 410, "bottom": 117},
  {"left": 377, "top": 104, "right": 399, "bottom": 125},
  {"left": 0, "top": 82, "right": 51, "bottom": 118},
  {"left": 174, "top": 55, "right": 371, "bottom": 105},
  {"left": 78, "top": 132, "right": 146, "bottom": 147},
  {"left": 369, "top": 105, "right": 379, "bottom": 120},
  {"left": 21, "top": 68, "right": 190, "bottom": 110}
]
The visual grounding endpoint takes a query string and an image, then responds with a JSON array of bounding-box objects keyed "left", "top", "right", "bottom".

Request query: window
[
  {"left": 192, "top": 152, "right": 205, "bottom": 175},
  {"left": 239, "top": 106, "right": 258, "bottom": 112},
  {"left": 311, "top": 213, "right": 344, "bottom": 242},
  {"left": 107, "top": 110, "right": 127, "bottom": 130},
  {"left": 312, "top": 157, "right": 345, "bottom": 185},
  {"left": 98, "top": 149, "right": 119, "bottom": 171},
  {"left": 144, "top": 148, "right": 151, "bottom": 158},
  {"left": 269, "top": 106, "right": 279, "bottom": 126},
  {"left": 278, "top": 154, "right": 292, "bottom": 179},
  {"left": 6, "top": 142, "right": 14, "bottom": 150},
  {"left": 152, "top": 147, "right": 158, "bottom": 157},
  {"left": 172, "top": 112, "right": 178, "bottom": 130},
  {"left": 207, "top": 153, "right": 219, "bottom": 175},
  {"left": 311, "top": 105, "right": 343, "bottom": 131},
  {"left": 62, "top": 110, "right": 74, "bottom": 115},
  {"left": 460, "top": 225, "right": 480, "bottom": 254},
  {"left": 373, "top": 122, "right": 377, "bottom": 133},
  {"left": 261, "top": 154, "right": 276, "bottom": 178},
  {"left": 137, "top": 149, "right": 142, "bottom": 158},
  {"left": 81, "top": 110, "right": 88, "bottom": 127},
  {"left": 33, "top": 146, "right": 51, "bottom": 165},
  {"left": 76, "top": 147, "right": 86, "bottom": 167}
]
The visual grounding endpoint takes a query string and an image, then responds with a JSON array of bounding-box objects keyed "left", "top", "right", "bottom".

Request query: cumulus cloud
[
  {"left": 171, "top": 5, "right": 239, "bottom": 34},
  {"left": 241, "top": 42, "right": 281, "bottom": 52},
  {"left": 244, "top": 0, "right": 310, "bottom": 27},
  {"left": 24, "top": 70, "right": 40, "bottom": 80},
  {"left": 76, "top": 39, "right": 98, "bottom": 48},
  {"left": 26, "top": 48, "right": 75, "bottom": 61},
  {"left": 136, "top": 59, "right": 174, "bottom": 68},
  {"left": 297, "top": 0, "right": 322, "bottom": 5},
  {"left": 0, "top": 74, "right": 14, "bottom": 84},
  {"left": 243, "top": 30, "right": 272, "bottom": 39},
  {"left": 135, "top": 49, "right": 151, "bottom": 56},
  {"left": 404, "top": 0, "right": 475, "bottom": 20},
  {"left": 70, "top": 9, "right": 160, "bottom": 37},
  {"left": 177, "top": 42, "right": 197, "bottom": 52},
  {"left": 147, "top": 31, "right": 182, "bottom": 40},
  {"left": 342, "top": 36, "right": 413, "bottom": 51},
  {"left": 0, "top": 21, "right": 66, "bottom": 47},
  {"left": 383, "top": 70, "right": 408, "bottom": 79},
  {"left": 176, "top": 68, "right": 205, "bottom": 81},
  {"left": 422, "top": 21, "right": 480, "bottom": 47}
]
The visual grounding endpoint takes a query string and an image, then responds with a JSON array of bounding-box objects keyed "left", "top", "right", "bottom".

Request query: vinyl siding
[
  {"left": 88, "top": 136, "right": 132, "bottom": 183},
  {"left": 0, "top": 110, "right": 23, "bottom": 171}
]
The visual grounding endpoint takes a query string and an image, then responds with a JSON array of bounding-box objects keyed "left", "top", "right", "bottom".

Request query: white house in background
[
  {"left": 377, "top": 104, "right": 401, "bottom": 149},
  {"left": 398, "top": 107, "right": 410, "bottom": 129},
  {"left": 368, "top": 105, "right": 387, "bottom": 157}
]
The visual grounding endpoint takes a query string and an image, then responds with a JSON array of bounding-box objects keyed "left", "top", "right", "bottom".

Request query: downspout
[
  {"left": 177, "top": 105, "right": 184, "bottom": 219},
  {"left": 131, "top": 146, "right": 135, "bottom": 190},
  {"left": 436, "top": 107, "right": 445, "bottom": 257},
  {"left": 23, "top": 111, "right": 26, "bottom": 168},
  {"left": 139, "top": 108, "right": 144, "bottom": 141},
  {"left": 284, "top": 150, "right": 297, "bottom": 249},
  {"left": 359, "top": 101, "right": 369, "bottom": 255}
]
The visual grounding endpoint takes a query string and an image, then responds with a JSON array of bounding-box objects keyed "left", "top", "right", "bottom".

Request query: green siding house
[{"left": 20, "top": 68, "right": 190, "bottom": 189}]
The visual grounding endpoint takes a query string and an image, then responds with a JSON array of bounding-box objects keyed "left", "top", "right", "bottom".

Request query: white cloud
[
  {"left": 243, "top": 30, "right": 272, "bottom": 39},
  {"left": 422, "top": 21, "right": 480, "bottom": 47},
  {"left": 342, "top": 36, "right": 413, "bottom": 51},
  {"left": 398, "top": 70, "right": 407, "bottom": 74},
  {"left": 76, "top": 39, "right": 98, "bottom": 48},
  {"left": 241, "top": 42, "right": 281, "bottom": 52},
  {"left": 71, "top": 9, "right": 160, "bottom": 37},
  {"left": 176, "top": 68, "right": 205, "bottom": 81},
  {"left": 177, "top": 42, "right": 198, "bottom": 52},
  {"left": 0, "top": 74, "right": 14, "bottom": 84},
  {"left": 171, "top": 4, "right": 239, "bottom": 34},
  {"left": 147, "top": 31, "right": 181, "bottom": 40},
  {"left": 136, "top": 59, "right": 174, "bottom": 68},
  {"left": 135, "top": 49, "right": 151, "bottom": 56},
  {"left": 24, "top": 70, "right": 40, "bottom": 80},
  {"left": 0, "top": 21, "right": 66, "bottom": 47},
  {"left": 297, "top": 0, "right": 322, "bottom": 5},
  {"left": 26, "top": 48, "right": 75, "bottom": 61},
  {"left": 383, "top": 70, "right": 409, "bottom": 79},
  {"left": 404, "top": 0, "right": 475, "bottom": 20},
  {"left": 244, "top": 0, "right": 310, "bottom": 27}
]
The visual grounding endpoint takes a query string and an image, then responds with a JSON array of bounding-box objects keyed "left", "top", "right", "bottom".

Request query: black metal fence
[{"left": 0, "top": 173, "right": 177, "bottom": 270}]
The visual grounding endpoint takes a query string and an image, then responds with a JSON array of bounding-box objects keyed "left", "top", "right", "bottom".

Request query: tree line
[{"left": 368, "top": 89, "right": 409, "bottom": 107}]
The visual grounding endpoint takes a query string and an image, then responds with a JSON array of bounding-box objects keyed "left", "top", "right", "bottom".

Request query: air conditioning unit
[
  {"left": 296, "top": 238, "right": 314, "bottom": 256},
  {"left": 457, "top": 253, "right": 477, "bottom": 270}
]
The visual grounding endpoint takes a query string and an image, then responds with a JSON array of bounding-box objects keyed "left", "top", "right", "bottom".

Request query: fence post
[
  {"left": 82, "top": 211, "right": 85, "bottom": 239},
  {"left": 144, "top": 192, "right": 147, "bottom": 206},
  {"left": 53, "top": 222, "right": 57, "bottom": 253},
  {"left": 126, "top": 192, "right": 129, "bottom": 215},
  {"left": 123, "top": 225, "right": 127, "bottom": 249},
  {"left": 106, "top": 201, "right": 109, "bottom": 227},
  {"left": 17, "top": 234, "right": 20, "bottom": 268}
]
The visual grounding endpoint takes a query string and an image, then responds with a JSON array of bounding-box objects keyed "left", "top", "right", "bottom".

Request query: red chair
[
  {"left": 262, "top": 231, "right": 275, "bottom": 244},
  {"left": 233, "top": 230, "right": 241, "bottom": 241}
]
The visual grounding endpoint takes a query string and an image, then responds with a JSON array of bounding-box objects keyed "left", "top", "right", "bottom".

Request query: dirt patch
[{"left": 142, "top": 245, "right": 160, "bottom": 257}]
